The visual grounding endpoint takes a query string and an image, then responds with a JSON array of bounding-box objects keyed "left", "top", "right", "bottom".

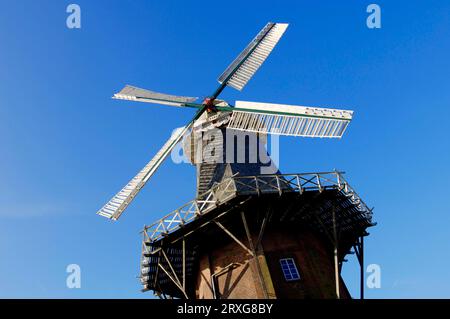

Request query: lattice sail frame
[
  {"left": 113, "top": 85, "right": 198, "bottom": 107},
  {"left": 218, "top": 23, "right": 289, "bottom": 91},
  {"left": 97, "top": 125, "right": 193, "bottom": 220},
  {"left": 225, "top": 101, "right": 353, "bottom": 138}
]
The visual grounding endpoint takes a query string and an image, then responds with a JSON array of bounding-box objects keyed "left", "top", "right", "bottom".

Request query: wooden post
[
  {"left": 360, "top": 236, "right": 364, "bottom": 300},
  {"left": 332, "top": 206, "right": 340, "bottom": 299},
  {"left": 182, "top": 237, "right": 186, "bottom": 292},
  {"left": 241, "top": 211, "right": 269, "bottom": 299}
]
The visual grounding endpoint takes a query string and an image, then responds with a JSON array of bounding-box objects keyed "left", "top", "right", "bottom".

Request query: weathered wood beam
[{"left": 214, "top": 221, "right": 254, "bottom": 256}]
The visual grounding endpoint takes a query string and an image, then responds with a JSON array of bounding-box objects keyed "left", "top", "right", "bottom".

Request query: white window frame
[{"left": 279, "top": 258, "right": 301, "bottom": 282}]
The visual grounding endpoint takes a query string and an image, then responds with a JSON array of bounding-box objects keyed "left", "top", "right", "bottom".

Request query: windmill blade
[
  {"left": 225, "top": 101, "right": 353, "bottom": 138},
  {"left": 113, "top": 85, "right": 198, "bottom": 107},
  {"left": 97, "top": 123, "right": 193, "bottom": 220},
  {"left": 217, "top": 22, "right": 288, "bottom": 92}
]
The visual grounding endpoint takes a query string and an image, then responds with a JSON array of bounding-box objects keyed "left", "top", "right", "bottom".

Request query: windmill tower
[{"left": 97, "top": 22, "right": 375, "bottom": 299}]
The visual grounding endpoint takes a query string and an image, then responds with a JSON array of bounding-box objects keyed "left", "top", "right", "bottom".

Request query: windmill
[{"left": 98, "top": 22, "right": 374, "bottom": 299}]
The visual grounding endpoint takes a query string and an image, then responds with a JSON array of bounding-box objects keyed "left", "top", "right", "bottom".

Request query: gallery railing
[{"left": 142, "top": 171, "right": 372, "bottom": 243}]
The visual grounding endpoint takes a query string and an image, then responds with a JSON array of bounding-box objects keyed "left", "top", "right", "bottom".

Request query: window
[{"left": 279, "top": 258, "right": 300, "bottom": 281}]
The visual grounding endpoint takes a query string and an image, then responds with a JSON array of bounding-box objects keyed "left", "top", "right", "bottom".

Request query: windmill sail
[
  {"left": 97, "top": 124, "right": 193, "bottom": 220},
  {"left": 113, "top": 85, "right": 198, "bottom": 107},
  {"left": 218, "top": 22, "right": 288, "bottom": 91},
  {"left": 226, "top": 101, "right": 353, "bottom": 138}
]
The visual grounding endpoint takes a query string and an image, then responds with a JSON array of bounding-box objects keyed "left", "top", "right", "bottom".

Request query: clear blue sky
[{"left": 1, "top": 0, "right": 449, "bottom": 298}]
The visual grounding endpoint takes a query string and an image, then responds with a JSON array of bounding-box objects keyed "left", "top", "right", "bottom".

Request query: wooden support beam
[
  {"left": 360, "top": 236, "right": 364, "bottom": 300},
  {"left": 240, "top": 211, "right": 256, "bottom": 253},
  {"left": 214, "top": 221, "right": 254, "bottom": 256},
  {"left": 153, "top": 250, "right": 161, "bottom": 288},
  {"left": 182, "top": 237, "right": 186, "bottom": 291},
  {"left": 157, "top": 263, "right": 188, "bottom": 299},
  {"left": 161, "top": 248, "right": 182, "bottom": 287},
  {"left": 332, "top": 206, "right": 340, "bottom": 299},
  {"left": 255, "top": 209, "right": 270, "bottom": 249},
  {"left": 353, "top": 236, "right": 364, "bottom": 299},
  {"left": 161, "top": 248, "right": 188, "bottom": 299},
  {"left": 241, "top": 211, "right": 269, "bottom": 299}
]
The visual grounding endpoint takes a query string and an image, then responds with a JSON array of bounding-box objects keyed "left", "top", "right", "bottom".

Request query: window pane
[{"left": 279, "top": 258, "right": 300, "bottom": 281}]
